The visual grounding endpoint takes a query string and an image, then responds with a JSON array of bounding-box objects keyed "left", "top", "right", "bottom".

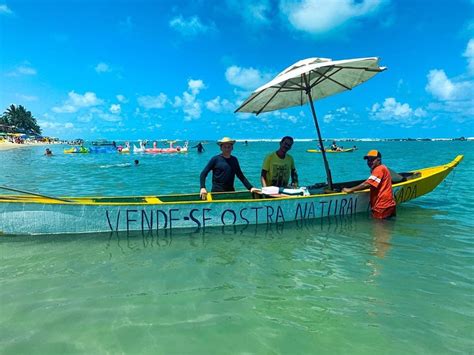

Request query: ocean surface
[{"left": 0, "top": 140, "right": 473, "bottom": 354}]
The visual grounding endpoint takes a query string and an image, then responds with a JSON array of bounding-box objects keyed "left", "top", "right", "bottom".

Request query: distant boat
[{"left": 307, "top": 148, "right": 355, "bottom": 153}]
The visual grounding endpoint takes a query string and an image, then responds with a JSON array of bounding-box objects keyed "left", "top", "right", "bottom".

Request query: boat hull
[{"left": 0, "top": 156, "right": 463, "bottom": 235}]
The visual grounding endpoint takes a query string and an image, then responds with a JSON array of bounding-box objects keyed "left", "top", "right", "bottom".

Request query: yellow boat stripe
[{"left": 145, "top": 196, "right": 162, "bottom": 204}]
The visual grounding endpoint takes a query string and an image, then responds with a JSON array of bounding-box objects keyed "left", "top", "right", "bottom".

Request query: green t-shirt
[{"left": 262, "top": 152, "right": 295, "bottom": 187}]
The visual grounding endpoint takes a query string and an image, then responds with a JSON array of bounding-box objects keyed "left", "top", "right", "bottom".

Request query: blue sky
[{"left": 1, "top": 0, "right": 473, "bottom": 140}]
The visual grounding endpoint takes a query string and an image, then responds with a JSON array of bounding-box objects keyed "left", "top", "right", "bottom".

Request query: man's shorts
[{"left": 372, "top": 206, "right": 397, "bottom": 219}]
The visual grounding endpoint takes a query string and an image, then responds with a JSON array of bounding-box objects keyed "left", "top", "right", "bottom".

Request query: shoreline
[{"left": 0, "top": 142, "right": 55, "bottom": 151}]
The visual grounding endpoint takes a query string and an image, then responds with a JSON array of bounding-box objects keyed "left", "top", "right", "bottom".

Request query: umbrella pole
[{"left": 306, "top": 91, "right": 333, "bottom": 190}]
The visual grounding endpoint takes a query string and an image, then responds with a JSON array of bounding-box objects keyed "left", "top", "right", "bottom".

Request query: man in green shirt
[{"left": 261, "top": 136, "right": 298, "bottom": 187}]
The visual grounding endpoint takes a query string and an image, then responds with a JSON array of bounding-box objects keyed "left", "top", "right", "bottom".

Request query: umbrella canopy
[
  {"left": 236, "top": 57, "right": 386, "bottom": 114},
  {"left": 235, "top": 56, "right": 386, "bottom": 189}
]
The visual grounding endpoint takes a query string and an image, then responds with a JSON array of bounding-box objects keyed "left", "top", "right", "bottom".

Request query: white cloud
[
  {"left": 116, "top": 94, "right": 127, "bottom": 103},
  {"left": 182, "top": 92, "right": 201, "bottom": 121},
  {"left": 38, "top": 119, "right": 75, "bottom": 131},
  {"left": 225, "top": 65, "right": 274, "bottom": 90},
  {"left": 89, "top": 107, "right": 122, "bottom": 122},
  {"left": 169, "top": 15, "right": 214, "bottom": 36},
  {"left": 188, "top": 79, "right": 205, "bottom": 95},
  {"left": 137, "top": 94, "right": 168, "bottom": 109},
  {"left": 280, "top": 0, "right": 385, "bottom": 34},
  {"left": 424, "top": 39, "right": 474, "bottom": 122},
  {"left": 323, "top": 106, "right": 353, "bottom": 123},
  {"left": 52, "top": 91, "right": 103, "bottom": 113},
  {"left": 16, "top": 94, "right": 38, "bottom": 102},
  {"left": 173, "top": 79, "right": 206, "bottom": 120},
  {"left": 95, "top": 62, "right": 111, "bottom": 73},
  {"left": 269, "top": 111, "right": 299, "bottom": 123},
  {"left": 98, "top": 112, "right": 121, "bottom": 122},
  {"left": 0, "top": 4, "right": 13, "bottom": 14},
  {"left": 17, "top": 66, "right": 36, "bottom": 75},
  {"left": 205, "top": 96, "right": 235, "bottom": 113},
  {"left": 77, "top": 113, "right": 93, "bottom": 123},
  {"left": 226, "top": 0, "right": 271, "bottom": 26},
  {"left": 463, "top": 38, "right": 474, "bottom": 75},
  {"left": 370, "top": 98, "right": 427, "bottom": 127},
  {"left": 425, "top": 69, "right": 473, "bottom": 101},
  {"left": 6, "top": 63, "right": 37, "bottom": 76},
  {"left": 110, "top": 104, "right": 121, "bottom": 114},
  {"left": 119, "top": 16, "right": 133, "bottom": 33}
]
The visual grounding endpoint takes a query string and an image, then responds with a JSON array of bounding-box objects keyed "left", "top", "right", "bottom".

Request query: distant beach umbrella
[{"left": 235, "top": 57, "right": 386, "bottom": 189}]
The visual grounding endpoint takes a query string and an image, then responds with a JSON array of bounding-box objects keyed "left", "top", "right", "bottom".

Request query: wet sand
[{"left": 0, "top": 142, "right": 52, "bottom": 151}]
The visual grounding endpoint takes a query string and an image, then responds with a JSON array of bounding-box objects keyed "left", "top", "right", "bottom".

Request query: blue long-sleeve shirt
[{"left": 200, "top": 155, "right": 253, "bottom": 192}]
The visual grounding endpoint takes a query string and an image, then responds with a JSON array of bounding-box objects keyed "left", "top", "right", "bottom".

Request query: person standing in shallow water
[
  {"left": 342, "top": 150, "right": 396, "bottom": 219},
  {"left": 192, "top": 142, "right": 205, "bottom": 153},
  {"left": 261, "top": 136, "right": 298, "bottom": 188},
  {"left": 199, "top": 137, "right": 258, "bottom": 200}
]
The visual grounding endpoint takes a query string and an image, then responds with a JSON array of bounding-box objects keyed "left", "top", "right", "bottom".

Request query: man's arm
[
  {"left": 261, "top": 170, "right": 268, "bottom": 187},
  {"left": 199, "top": 157, "right": 215, "bottom": 199},
  {"left": 290, "top": 168, "right": 298, "bottom": 187},
  {"left": 342, "top": 181, "right": 371, "bottom": 193}
]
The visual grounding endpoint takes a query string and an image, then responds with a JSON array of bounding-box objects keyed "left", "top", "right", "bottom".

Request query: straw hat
[{"left": 217, "top": 137, "right": 236, "bottom": 145}]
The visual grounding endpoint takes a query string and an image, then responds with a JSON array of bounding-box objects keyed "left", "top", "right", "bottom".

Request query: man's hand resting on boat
[
  {"left": 343, "top": 182, "right": 370, "bottom": 193},
  {"left": 200, "top": 187, "right": 260, "bottom": 200}
]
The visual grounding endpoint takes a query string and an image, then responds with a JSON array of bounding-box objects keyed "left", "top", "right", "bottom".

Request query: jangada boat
[
  {"left": 0, "top": 156, "right": 463, "bottom": 235},
  {"left": 307, "top": 148, "right": 355, "bottom": 153}
]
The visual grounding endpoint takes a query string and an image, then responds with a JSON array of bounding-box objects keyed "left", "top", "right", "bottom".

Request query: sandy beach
[{"left": 0, "top": 141, "right": 53, "bottom": 151}]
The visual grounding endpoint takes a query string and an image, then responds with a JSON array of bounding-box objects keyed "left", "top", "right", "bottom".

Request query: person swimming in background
[
  {"left": 44, "top": 148, "right": 53, "bottom": 156},
  {"left": 100, "top": 160, "right": 139, "bottom": 169},
  {"left": 192, "top": 142, "right": 205, "bottom": 153}
]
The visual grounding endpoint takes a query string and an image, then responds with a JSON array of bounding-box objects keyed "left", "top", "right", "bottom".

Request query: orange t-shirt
[{"left": 365, "top": 164, "right": 396, "bottom": 213}]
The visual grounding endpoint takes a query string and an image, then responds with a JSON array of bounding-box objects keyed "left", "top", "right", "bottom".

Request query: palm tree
[{"left": 1, "top": 104, "right": 41, "bottom": 134}]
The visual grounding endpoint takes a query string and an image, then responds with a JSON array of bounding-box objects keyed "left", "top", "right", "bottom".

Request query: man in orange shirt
[{"left": 342, "top": 150, "right": 396, "bottom": 219}]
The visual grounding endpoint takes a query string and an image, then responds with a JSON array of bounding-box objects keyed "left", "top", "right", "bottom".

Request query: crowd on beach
[{"left": 0, "top": 137, "right": 59, "bottom": 150}]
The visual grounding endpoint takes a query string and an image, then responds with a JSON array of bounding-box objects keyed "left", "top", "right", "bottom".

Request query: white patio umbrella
[{"left": 235, "top": 57, "right": 386, "bottom": 190}]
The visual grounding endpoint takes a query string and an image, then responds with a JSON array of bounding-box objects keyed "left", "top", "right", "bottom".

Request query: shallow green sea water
[{"left": 1, "top": 141, "right": 473, "bottom": 353}]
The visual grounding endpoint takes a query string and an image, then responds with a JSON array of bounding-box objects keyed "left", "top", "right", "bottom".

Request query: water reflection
[
  {"left": 104, "top": 215, "right": 369, "bottom": 252},
  {"left": 371, "top": 219, "right": 395, "bottom": 259}
]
